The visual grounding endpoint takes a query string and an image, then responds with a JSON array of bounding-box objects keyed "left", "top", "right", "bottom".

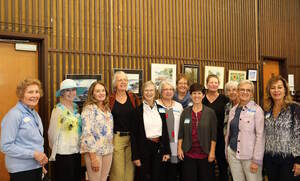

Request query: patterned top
[
  {"left": 264, "top": 103, "right": 300, "bottom": 160},
  {"left": 48, "top": 103, "right": 82, "bottom": 161},
  {"left": 80, "top": 104, "right": 113, "bottom": 156}
]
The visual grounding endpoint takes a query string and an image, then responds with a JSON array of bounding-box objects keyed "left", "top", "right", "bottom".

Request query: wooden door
[
  {"left": 0, "top": 41, "right": 38, "bottom": 181},
  {"left": 263, "top": 60, "right": 280, "bottom": 106}
]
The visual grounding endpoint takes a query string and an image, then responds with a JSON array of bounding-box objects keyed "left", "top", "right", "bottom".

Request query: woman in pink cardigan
[{"left": 225, "top": 80, "right": 265, "bottom": 181}]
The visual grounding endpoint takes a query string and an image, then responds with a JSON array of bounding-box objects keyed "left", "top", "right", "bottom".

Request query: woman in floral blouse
[
  {"left": 81, "top": 81, "right": 113, "bottom": 181},
  {"left": 48, "top": 79, "right": 83, "bottom": 181}
]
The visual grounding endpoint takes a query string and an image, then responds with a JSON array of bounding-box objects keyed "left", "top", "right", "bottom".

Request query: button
[
  {"left": 237, "top": 151, "right": 240, "bottom": 153},
  {"left": 247, "top": 121, "right": 250, "bottom": 123},
  {"left": 240, "top": 118, "right": 242, "bottom": 120},
  {"left": 237, "top": 140, "right": 240, "bottom": 142},
  {"left": 242, "top": 109, "right": 245, "bottom": 111}
]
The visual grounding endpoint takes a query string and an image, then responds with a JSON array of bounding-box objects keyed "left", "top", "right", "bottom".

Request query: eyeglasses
[
  {"left": 162, "top": 88, "right": 174, "bottom": 92},
  {"left": 239, "top": 88, "right": 252, "bottom": 93}
]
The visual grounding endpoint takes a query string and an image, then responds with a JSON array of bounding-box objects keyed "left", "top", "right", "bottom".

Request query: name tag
[
  {"left": 158, "top": 108, "right": 165, "bottom": 113},
  {"left": 173, "top": 109, "right": 180, "bottom": 113},
  {"left": 23, "top": 117, "right": 31, "bottom": 123},
  {"left": 184, "top": 118, "right": 190, "bottom": 124}
]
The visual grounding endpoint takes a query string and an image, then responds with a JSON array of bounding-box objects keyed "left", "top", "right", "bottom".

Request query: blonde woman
[
  {"left": 81, "top": 81, "right": 113, "bottom": 181},
  {"left": 264, "top": 76, "right": 300, "bottom": 180}
]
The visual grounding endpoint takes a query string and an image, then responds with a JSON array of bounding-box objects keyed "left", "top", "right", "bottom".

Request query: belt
[
  {"left": 114, "top": 131, "right": 130, "bottom": 136},
  {"left": 148, "top": 137, "right": 160, "bottom": 143}
]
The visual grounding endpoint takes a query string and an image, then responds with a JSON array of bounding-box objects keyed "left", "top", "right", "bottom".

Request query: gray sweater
[{"left": 178, "top": 105, "right": 217, "bottom": 154}]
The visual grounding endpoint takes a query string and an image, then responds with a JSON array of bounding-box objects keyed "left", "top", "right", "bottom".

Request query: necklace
[{"left": 161, "top": 99, "right": 172, "bottom": 108}]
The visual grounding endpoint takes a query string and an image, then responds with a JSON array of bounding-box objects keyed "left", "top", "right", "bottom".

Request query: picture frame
[
  {"left": 247, "top": 69, "right": 257, "bottom": 81},
  {"left": 182, "top": 64, "right": 200, "bottom": 84},
  {"left": 65, "top": 74, "right": 102, "bottom": 107},
  {"left": 151, "top": 63, "right": 177, "bottom": 87},
  {"left": 113, "top": 68, "right": 143, "bottom": 96},
  {"left": 204, "top": 66, "right": 225, "bottom": 89},
  {"left": 228, "top": 70, "right": 247, "bottom": 83}
]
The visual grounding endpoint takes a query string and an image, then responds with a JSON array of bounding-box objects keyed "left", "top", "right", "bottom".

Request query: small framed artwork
[
  {"left": 228, "top": 70, "right": 247, "bottom": 83},
  {"left": 182, "top": 64, "right": 200, "bottom": 84},
  {"left": 151, "top": 63, "right": 177, "bottom": 87},
  {"left": 65, "top": 74, "right": 102, "bottom": 108},
  {"left": 113, "top": 68, "right": 143, "bottom": 96},
  {"left": 204, "top": 66, "right": 225, "bottom": 89},
  {"left": 247, "top": 69, "right": 257, "bottom": 81}
]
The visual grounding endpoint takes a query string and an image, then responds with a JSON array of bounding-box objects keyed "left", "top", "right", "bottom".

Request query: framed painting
[
  {"left": 204, "top": 66, "right": 225, "bottom": 89},
  {"left": 113, "top": 68, "right": 143, "bottom": 96},
  {"left": 247, "top": 69, "right": 257, "bottom": 81},
  {"left": 182, "top": 64, "right": 200, "bottom": 84},
  {"left": 151, "top": 63, "right": 176, "bottom": 87},
  {"left": 65, "top": 74, "right": 102, "bottom": 108},
  {"left": 228, "top": 70, "right": 247, "bottom": 83}
]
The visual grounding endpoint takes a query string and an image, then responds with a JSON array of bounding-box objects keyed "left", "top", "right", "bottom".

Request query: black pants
[
  {"left": 183, "top": 156, "right": 215, "bottom": 181},
  {"left": 161, "top": 161, "right": 179, "bottom": 181},
  {"left": 216, "top": 142, "right": 228, "bottom": 181},
  {"left": 10, "top": 167, "right": 42, "bottom": 181},
  {"left": 139, "top": 140, "right": 164, "bottom": 181},
  {"left": 264, "top": 153, "right": 300, "bottom": 181},
  {"left": 54, "top": 153, "right": 81, "bottom": 181}
]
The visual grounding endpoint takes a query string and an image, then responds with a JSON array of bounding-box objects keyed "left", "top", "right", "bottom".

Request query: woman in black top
[
  {"left": 202, "top": 74, "right": 229, "bottom": 181},
  {"left": 109, "top": 71, "right": 140, "bottom": 181},
  {"left": 132, "top": 81, "right": 171, "bottom": 181}
]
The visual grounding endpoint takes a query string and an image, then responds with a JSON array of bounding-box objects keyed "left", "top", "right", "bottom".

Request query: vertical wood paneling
[{"left": 0, "top": 0, "right": 299, "bottom": 116}]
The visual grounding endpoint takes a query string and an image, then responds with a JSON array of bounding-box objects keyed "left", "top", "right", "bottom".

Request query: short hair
[
  {"left": 158, "top": 81, "right": 175, "bottom": 96},
  {"left": 112, "top": 71, "right": 128, "bottom": 90},
  {"left": 16, "top": 78, "right": 43, "bottom": 99},
  {"left": 83, "top": 81, "right": 110, "bottom": 111},
  {"left": 176, "top": 74, "right": 190, "bottom": 86},
  {"left": 264, "top": 75, "right": 295, "bottom": 111},
  {"left": 189, "top": 83, "right": 206, "bottom": 95},
  {"left": 238, "top": 80, "right": 255, "bottom": 93},
  {"left": 206, "top": 74, "right": 220, "bottom": 84},
  {"left": 142, "top": 81, "right": 158, "bottom": 100},
  {"left": 225, "top": 81, "right": 239, "bottom": 95}
]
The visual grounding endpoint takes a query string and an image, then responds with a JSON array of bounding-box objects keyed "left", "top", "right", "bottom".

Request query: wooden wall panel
[{"left": 0, "top": 0, "right": 299, "bottom": 118}]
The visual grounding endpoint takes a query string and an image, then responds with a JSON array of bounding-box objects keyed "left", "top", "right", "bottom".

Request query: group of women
[{"left": 1, "top": 71, "right": 299, "bottom": 181}]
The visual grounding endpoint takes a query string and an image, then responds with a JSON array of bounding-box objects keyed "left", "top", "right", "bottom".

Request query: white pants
[
  {"left": 227, "top": 146, "right": 262, "bottom": 181},
  {"left": 84, "top": 153, "right": 113, "bottom": 181}
]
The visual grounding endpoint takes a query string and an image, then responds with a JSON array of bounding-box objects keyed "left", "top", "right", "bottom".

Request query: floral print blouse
[
  {"left": 80, "top": 104, "right": 114, "bottom": 156},
  {"left": 48, "top": 103, "right": 82, "bottom": 161}
]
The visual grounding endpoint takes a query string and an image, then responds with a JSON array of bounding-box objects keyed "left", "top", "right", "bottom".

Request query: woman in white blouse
[
  {"left": 132, "top": 81, "right": 170, "bottom": 181},
  {"left": 80, "top": 81, "right": 113, "bottom": 181}
]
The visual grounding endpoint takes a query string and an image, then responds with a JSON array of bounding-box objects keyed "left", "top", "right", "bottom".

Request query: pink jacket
[{"left": 225, "top": 101, "right": 265, "bottom": 165}]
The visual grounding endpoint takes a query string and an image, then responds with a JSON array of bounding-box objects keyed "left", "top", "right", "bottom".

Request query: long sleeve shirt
[
  {"left": 1, "top": 102, "right": 44, "bottom": 173},
  {"left": 48, "top": 103, "right": 81, "bottom": 161}
]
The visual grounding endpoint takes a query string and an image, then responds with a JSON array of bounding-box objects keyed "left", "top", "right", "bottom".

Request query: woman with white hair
[
  {"left": 225, "top": 80, "right": 265, "bottom": 181},
  {"left": 224, "top": 81, "right": 239, "bottom": 135},
  {"left": 109, "top": 71, "right": 140, "bottom": 181},
  {"left": 156, "top": 81, "right": 183, "bottom": 181},
  {"left": 48, "top": 79, "right": 83, "bottom": 181}
]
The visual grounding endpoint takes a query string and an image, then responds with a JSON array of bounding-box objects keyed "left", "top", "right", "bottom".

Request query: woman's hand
[
  {"left": 42, "top": 167, "right": 48, "bottom": 174},
  {"left": 293, "top": 163, "right": 300, "bottom": 176},
  {"left": 250, "top": 162, "right": 259, "bottom": 173},
  {"left": 133, "top": 160, "right": 141, "bottom": 167},
  {"left": 178, "top": 147, "right": 184, "bottom": 160},
  {"left": 208, "top": 151, "right": 215, "bottom": 163},
  {"left": 33, "top": 151, "right": 48, "bottom": 166},
  {"left": 162, "top": 154, "right": 170, "bottom": 162},
  {"left": 91, "top": 158, "right": 100, "bottom": 172}
]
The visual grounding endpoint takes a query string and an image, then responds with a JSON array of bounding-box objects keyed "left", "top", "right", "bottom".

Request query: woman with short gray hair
[
  {"left": 156, "top": 80, "right": 183, "bottom": 181},
  {"left": 224, "top": 81, "right": 239, "bottom": 135}
]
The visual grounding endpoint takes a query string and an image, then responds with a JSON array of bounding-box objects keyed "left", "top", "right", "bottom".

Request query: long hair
[
  {"left": 264, "top": 75, "right": 295, "bottom": 112},
  {"left": 83, "top": 81, "right": 110, "bottom": 111}
]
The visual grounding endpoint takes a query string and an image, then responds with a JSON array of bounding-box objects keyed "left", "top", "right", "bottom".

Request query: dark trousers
[
  {"left": 139, "top": 140, "right": 164, "bottom": 181},
  {"left": 10, "top": 167, "right": 42, "bottom": 181},
  {"left": 216, "top": 142, "right": 228, "bottom": 181},
  {"left": 161, "top": 161, "right": 179, "bottom": 181},
  {"left": 264, "top": 153, "right": 300, "bottom": 181},
  {"left": 54, "top": 153, "right": 81, "bottom": 181},
  {"left": 183, "top": 156, "right": 215, "bottom": 181}
]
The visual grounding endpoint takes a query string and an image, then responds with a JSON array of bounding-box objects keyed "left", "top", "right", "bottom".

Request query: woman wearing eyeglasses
[
  {"left": 48, "top": 79, "right": 83, "bottom": 181},
  {"left": 156, "top": 81, "right": 183, "bottom": 181},
  {"left": 225, "top": 80, "right": 265, "bottom": 181}
]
